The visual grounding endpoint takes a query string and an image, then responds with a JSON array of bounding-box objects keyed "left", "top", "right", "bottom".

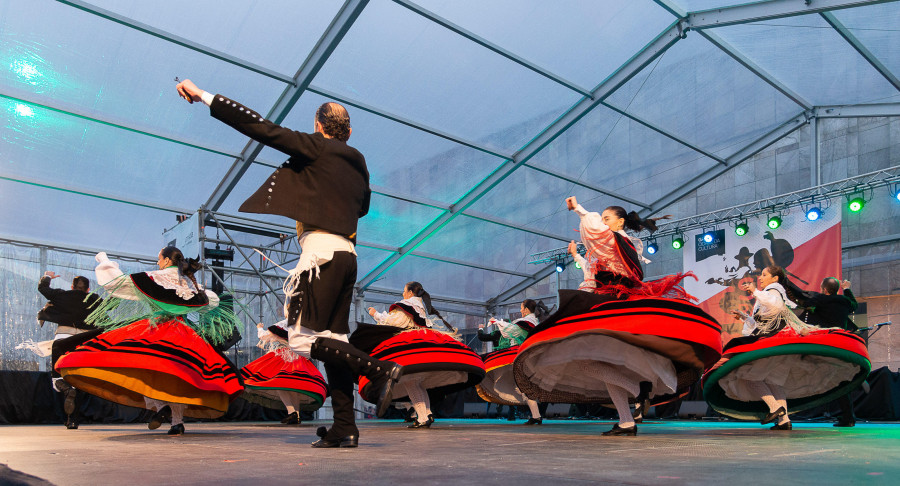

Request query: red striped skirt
[
  {"left": 56, "top": 319, "right": 243, "bottom": 418},
  {"left": 240, "top": 349, "right": 328, "bottom": 411}
]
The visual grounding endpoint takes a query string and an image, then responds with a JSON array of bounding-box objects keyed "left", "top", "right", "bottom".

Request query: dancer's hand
[
  {"left": 568, "top": 240, "right": 577, "bottom": 255},
  {"left": 367, "top": 307, "right": 376, "bottom": 316},
  {"left": 565, "top": 196, "right": 577, "bottom": 211},
  {"left": 95, "top": 252, "right": 109, "bottom": 263},
  {"left": 841, "top": 280, "right": 851, "bottom": 290},
  {"left": 176, "top": 78, "right": 204, "bottom": 104},
  {"left": 739, "top": 280, "right": 756, "bottom": 292},
  {"left": 43, "top": 271, "right": 60, "bottom": 279},
  {"left": 256, "top": 322, "right": 264, "bottom": 329},
  {"left": 731, "top": 310, "right": 748, "bottom": 320}
]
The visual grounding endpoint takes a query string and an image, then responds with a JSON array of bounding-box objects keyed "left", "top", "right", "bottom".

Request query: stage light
[
  {"left": 767, "top": 215, "right": 782, "bottom": 229},
  {"left": 806, "top": 207, "right": 822, "bottom": 221},
  {"left": 702, "top": 232, "right": 714, "bottom": 244},
  {"left": 848, "top": 196, "right": 865, "bottom": 213},
  {"left": 555, "top": 262, "right": 565, "bottom": 273},
  {"left": 672, "top": 236, "right": 684, "bottom": 250},
  {"left": 735, "top": 221, "right": 749, "bottom": 237},
  {"left": 647, "top": 240, "right": 659, "bottom": 255},
  {"left": 574, "top": 260, "right": 581, "bottom": 269},
  {"left": 893, "top": 184, "right": 900, "bottom": 203}
]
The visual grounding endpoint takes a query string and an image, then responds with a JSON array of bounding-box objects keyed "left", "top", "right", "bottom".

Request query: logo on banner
[{"left": 695, "top": 229, "right": 725, "bottom": 262}]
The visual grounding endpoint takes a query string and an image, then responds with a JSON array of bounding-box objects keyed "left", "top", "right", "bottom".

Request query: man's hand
[
  {"left": 565, "top": 196, "right": 577, "bottom": 211},
  {"left": 841, "top": 280, "right": 851, "bottom": 290},
  {"left": 176, "top": 79, "right": 204, "bottom": 104},
  {"left": 43, "top": 271, "right": 60, "bottom": 279}
]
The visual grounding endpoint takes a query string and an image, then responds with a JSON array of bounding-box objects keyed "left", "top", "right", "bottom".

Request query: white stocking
[
  {"left": 277, "top": 390, "right": 298, "bottom": 414},
  {"left": 169, "top": 403, "right": 186, "bottom": 426},
  {"left": 526, "top": 399, "right": 541, "bottom": 419},
  {"left": 606, "top": 383, "right": 635, "bottom": 428},
  {"left": 405, "top": 379, "right": 432, "bottom": 423}
]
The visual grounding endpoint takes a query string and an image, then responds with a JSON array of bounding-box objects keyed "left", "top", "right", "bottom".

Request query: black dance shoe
[
  {"left": 834, "top": 420, "right": 855, "bottom": 427},
  {"left": 524, "top": 418, "right": 543, "bottom": 425},
  {"left": 761, "top": 407, "right": 786, "bottom": 425},
  {"left": 408, "top": 414, "right": 434, "bottom": 429},
  {"left": 281, "top": 411, "right": 301, "bottom": 425},
  {"left": 602, "top": 424, "right": 637, "bottom": 436},
  {"left": 403, "top": 408, "right": 416, "bottom": 423},
  {"left": 148, "top": 405, "right": 172, "bottom": 430},
  {"left": 770, "top": 422, "right": 792, "bottom": 431},
  {"left": 371, "top": 363, "right": 404, "bottom": 418},
  {"left": 65, "top": 417, "right": 78, "bottom": 430},
  {"left": 167, "top": 423, "right": 185, "bottom": 435},
  {"left": 311, "top": 435, "right": 359, "bottom": 448}
]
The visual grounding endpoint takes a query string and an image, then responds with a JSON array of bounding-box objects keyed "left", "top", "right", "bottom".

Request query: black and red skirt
[
  {"left": 350, "top": 323, "right": 485, "bottom": 403},
  {"left": 476, "top": 345, "right": 528, "bottom": 406},
  {"left": 240, "top": 349, "right": 328, "bottom": 411},
  {"left": 514, "top": 290, "right": 722, "bottom": 405},
  {"left": 703, "top": 327, "right": 870, "bottom": 421},
  {"left": 56, "top": 318, "right": 243, "bottom": 418}
]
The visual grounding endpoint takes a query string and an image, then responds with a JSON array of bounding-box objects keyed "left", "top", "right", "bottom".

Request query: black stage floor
[{"left": 2, "top": 419, "right": 899, "bottom": 485}]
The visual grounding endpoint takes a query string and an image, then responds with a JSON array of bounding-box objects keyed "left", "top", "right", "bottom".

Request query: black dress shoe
[
  {"left": 149, "top": 405, "right": 172, "bottom": 430},
  {"left": 311, "top": 435, "right": 359, "bottom": 448},
  {"left": 281, "top": 411, "right": 301, "bottom": 425},
  {"left": 524, "top": 418, "right": 543, "bottom": 425},
  {"left": 65, "top": 417, "right": 78, "bottom": 430},
  {"left": 770, "top": 422, "right": 792, "bottom": 430},
  {"left": 834, "top": 421, "right": 855, "bottom": 427},
  {"left": 408, "top": 414, "right": 434, "bottom": 428},
  {"left": 316, "top": 426, "right": 328, "bottom": 438},
  {"left": 602, "top": 424, "right": 637, "bottom": 436},
  {"left": 167, "top": 423, "right": 185, "bottom": 435},
  {"left": 761, "top": 406, "right": 786, "bottom": 425}
]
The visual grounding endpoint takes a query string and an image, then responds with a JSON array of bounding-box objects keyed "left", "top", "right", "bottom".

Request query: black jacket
[
  {"left": 210, "top": 95, "right": 371, "bottom": 240},
  {"left": 790, "top": 284, "right": 858, "bottom": 331},
  {"left": 37, "top": 277, "right": 100, "bottom": 330}
]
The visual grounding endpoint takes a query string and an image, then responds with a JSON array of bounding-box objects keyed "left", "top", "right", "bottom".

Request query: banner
[
  {"left": 682, "top": 209, "right": 841, "bottom": 335},
  {"left": 162, "top": 212, "right": 200, "bottom": 260}
]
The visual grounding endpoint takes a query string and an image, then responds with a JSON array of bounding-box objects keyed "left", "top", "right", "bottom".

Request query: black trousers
[
  {"left": 50, "top": 329, "right": 103, "bottom": 379},
  {"left": 287, "top": 251, "right": 360, "bottom": 438}
]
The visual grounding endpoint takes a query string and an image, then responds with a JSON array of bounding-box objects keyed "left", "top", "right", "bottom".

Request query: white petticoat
[
  {"left": 517, "top": 334, "right": 676, "bottom": 401},
  {"left": 718, "top": 354, "right": 861, "bottom": 402}
]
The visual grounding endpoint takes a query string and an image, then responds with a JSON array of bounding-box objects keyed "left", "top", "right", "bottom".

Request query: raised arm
[
  {"left": 38, "top": 272, "right": 64, "bottom": 299},
  {"left": 177, "top": 78, "right": 323, "bottom": 161}
]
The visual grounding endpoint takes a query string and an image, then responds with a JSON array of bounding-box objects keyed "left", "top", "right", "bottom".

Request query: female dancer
[
  {"left": 56, "top": 246, "right": 244, "bottom": 435},
  {"left": 240, "top": 319, "right": 328, "bottom": 425},
  {"left": 513, "top": 197, "right": 723, "bottom": 436},
  {"left": 351, "top": 282, "right": 485, "bottom": 428},
  {"left": 703, "top": 266, "right": 870, "bottom": 430},
  {"left": 477, "top": 299, "right": 546, "bottom": 424}
]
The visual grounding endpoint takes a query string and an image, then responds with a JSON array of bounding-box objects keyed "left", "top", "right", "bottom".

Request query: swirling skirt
[
  {"left": 240, "top": 349, "right": 328, "bottom": 411},
  {"left": 703, "top": 327, "right": 870, "bottom": 420},
  {"left": 56, "top": 319, "right": 243, "bottom": 419},
  {"left": 514, "top": 290, "right": 723, "bottom": 406},
  {"left": 350, "top": 323, "right": 485, "bottom": 403}
]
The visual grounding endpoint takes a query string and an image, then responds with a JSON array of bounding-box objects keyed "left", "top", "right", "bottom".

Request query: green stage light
[
  {"left": 735, "top": 222, "right": 749, "bottom": 236},
  {"left": 672, "top": 236, "right": 684, "bottom": 250},
  {"left": 848, "top": 196, "right": 865, "bottom": 212},
  {"left": 767, "top": 215, "right": 782, "bottom": 229}
]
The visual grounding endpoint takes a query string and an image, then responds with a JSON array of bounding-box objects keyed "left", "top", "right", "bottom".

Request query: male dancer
[
  {"left": 177, "top": 79, "right": 402, "bottom": 448},
  {"left": 789, "top": 278, "right": 859, "bottom": 426},
  {"left": 37, "top": 272, "right": 101, "bottom": 429}
]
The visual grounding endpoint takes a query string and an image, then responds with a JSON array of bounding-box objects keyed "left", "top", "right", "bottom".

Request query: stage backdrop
[{"left": 682, "top": 209, "right": 841, "bottom": 336}]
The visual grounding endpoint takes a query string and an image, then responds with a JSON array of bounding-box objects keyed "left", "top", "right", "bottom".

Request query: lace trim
[{"left": 146, "top": 267, "right": 201, "bottom": 300}]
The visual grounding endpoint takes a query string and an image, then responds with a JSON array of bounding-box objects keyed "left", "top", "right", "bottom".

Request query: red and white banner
[{"left": 682, "top": 210, "right": 841, "bottom": 336}]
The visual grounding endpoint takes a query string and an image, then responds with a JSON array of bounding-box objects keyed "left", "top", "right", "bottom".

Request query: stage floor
[{"left": 2, "top": 419, "right": 899, "bottom": 485}]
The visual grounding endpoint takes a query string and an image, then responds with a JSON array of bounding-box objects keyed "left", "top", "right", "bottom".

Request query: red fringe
[{"left": 588, "top": 272, "right": 699, "bottom": 302}]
